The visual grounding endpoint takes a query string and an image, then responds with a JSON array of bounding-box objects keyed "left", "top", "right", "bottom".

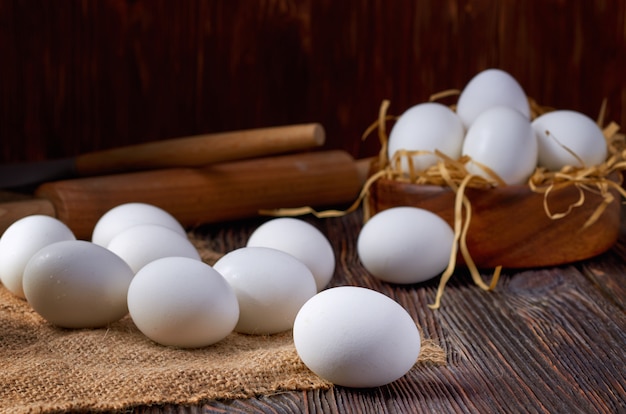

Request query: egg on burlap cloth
[{"left": 0, "top": 231, "right": 445, "bottom": 414}]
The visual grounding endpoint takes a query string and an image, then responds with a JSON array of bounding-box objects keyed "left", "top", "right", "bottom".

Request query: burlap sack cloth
[{"left": 0, "top": 235, "right": 445, "bottom": 413}]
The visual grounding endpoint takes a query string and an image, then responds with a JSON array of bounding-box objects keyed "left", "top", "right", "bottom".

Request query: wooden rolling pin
[
  {"left": 1, "top": 123, "right": 325, "bottom": 189},
  {"left": 0, "top": 150, "right": 369, "bottom": 240},
  {"left": 75, "top": 122, "right": 326, "bottom": 174}
]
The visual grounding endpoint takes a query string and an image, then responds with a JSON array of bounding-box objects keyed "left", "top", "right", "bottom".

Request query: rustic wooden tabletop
[{"left": 126, "top": 206, "right": 626, "bottom": 414}]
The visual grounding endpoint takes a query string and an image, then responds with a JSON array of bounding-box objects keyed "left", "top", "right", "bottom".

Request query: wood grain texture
[
  {"left": 1, "top": 0, "right": 624, "bottom": 163},
  {"left": 122, "top": 206, "right": 626, "bottom": 414}
]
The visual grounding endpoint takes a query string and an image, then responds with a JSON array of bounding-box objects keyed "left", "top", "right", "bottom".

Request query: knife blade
[{"left": 0, "top": 123, "right": 325, "bottom": 190}]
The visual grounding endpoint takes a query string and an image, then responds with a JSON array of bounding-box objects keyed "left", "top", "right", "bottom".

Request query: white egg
[
  {"left": 213, "top": 246, "right": 317, "bottom": 334},
  {"left": 246, "top": 217, "right": 335, "bottom": 291},
  {"left": 387, "top": 102, "right": 465, "bottom": 173},
  {"left": 107, "top": 224, "right": 201, "bottom": 273},
  {"left": 127, "top": 257, "right": 239, "bottom": 348},
  {"left": 456, "top": 68, "right": 530, "bottom": 128},
  {"left": 92, "top": 202, "right": 186, "bottom": 247},
  {"left": 0, "top": 215, "right": 76, "bottom": 298},
  {"left": 462, "top": 106, "right": 538, "bottom": 185},
  {"left": 532, "top": 110, "right": 608, "bottom": 170},
  {"left": 22, "top": 240, "right": 133, "bottom": 328},
  {"left": 293, "top": 286, "right": 421, "bottom": 388},
  {"left": 357, "top": 207, "right": 454, "bottom": 284}
]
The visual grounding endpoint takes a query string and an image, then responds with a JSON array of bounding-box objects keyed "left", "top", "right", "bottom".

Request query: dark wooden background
[{"left": 1, "top": 0, "right": 624, "bottom": 164}]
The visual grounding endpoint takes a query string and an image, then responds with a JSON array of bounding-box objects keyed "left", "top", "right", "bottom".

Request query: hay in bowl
[
  {"left": 264, "top": 96, "right": 625, "bottom": 309},
  {"left": 362, "top": 98, "right": 625, "bottom": 270}
]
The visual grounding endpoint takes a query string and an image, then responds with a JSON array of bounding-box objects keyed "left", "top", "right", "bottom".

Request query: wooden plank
[
  {"left": 1, "top": 0, "right": 625, "bottom": 164},
  {"left": 578, "top": 206, "right": 626, "bottom": 310}
]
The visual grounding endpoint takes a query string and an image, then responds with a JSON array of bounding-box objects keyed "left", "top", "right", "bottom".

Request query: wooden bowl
[{"left": 366, "top": 175, "right": 622, "bottom": 268}]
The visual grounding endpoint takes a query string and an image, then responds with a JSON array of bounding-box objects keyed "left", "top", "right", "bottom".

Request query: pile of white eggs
[
  {"left": 358, "top": 68, "right": 611, "bottom": 289},
  {"left": 0, "top": 202, "right": 422, "bottom": 388},
  {"left": 388, "top": 68, "right": 608, "bottom": 185},
  {"left": 4, "top": 69, "right": 594, "bottom": 390}
]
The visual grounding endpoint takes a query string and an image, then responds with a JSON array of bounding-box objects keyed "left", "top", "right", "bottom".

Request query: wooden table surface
[{"left": 126, "top": 205, "right": 626, "bottom": 414}]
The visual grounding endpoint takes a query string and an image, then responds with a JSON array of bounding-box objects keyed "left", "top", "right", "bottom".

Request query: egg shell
[
  {"left": 107, "top": 224, "right": 201, "bottom": 273},
  {"left": 22, "top": 240, "right": 133, "bottom": 328},
  {"left": 293, "top": 286, "right": 421, "bottom": 388},
  {"left": 92, "top": 202, "right": 186, "bottom": 247},
  {"left": 462, "top": 105, "right": 538, "bottom": 185},
  {"left": 456, "top": 68, "right": 530, "bottom": 128},
  {"left": 0, "top": 215, "right": 76, "bottom": 298},
  {"left": 127, "top": 256, "right": 239, "bottom": 348},
  {"left": 246, "top": 217, "right": 335, "bottom": 291},
  {"left": 387, "top": 102, "right": 465, "bottom": 172},
  {"left": 213, "top": 246, "right": 317, "bottom": 334},
  {"left": 357, "top": 206, "right": 454, "bottom": 284},
  {"left": 532, "top": 110, "right": 608, "bottom": 170}
]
